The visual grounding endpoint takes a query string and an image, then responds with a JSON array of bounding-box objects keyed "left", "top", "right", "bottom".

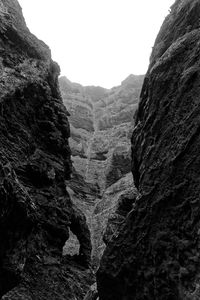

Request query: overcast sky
[{"left": 18, "top": 0, "right": 174, "bottom": 88}]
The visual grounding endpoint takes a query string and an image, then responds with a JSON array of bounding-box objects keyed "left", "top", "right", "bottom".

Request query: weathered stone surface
[
  {"left": 92, "top": 173, "right": 138, "bottom": 268},
  {"left": 97, "top": 0, "right": 200, "bottom": 299},
  {"left": 103, "top": 188, "right": 138, "bottom": 246},
  {"left": 59, "top": 75, "right": 144, "bottom": 189},
  {"left": 59, "top": 75, "right": 143, "bottom": 267},
  {"left": 0, "top": 1, "right": 92, "bottom": 299}
]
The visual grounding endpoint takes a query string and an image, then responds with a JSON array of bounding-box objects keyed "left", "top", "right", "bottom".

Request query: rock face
[
  {"left": 97, "top": 0, "right": 200, "bottom": 299},
  {"left": 59, "top": 75, "right": 143, "bottom": 267},
  {"left": 59, "top": 75, "right": 144, "bottom": 189},
  {"left": 0, "top": 1, "right": 92, "bottom": 299}
]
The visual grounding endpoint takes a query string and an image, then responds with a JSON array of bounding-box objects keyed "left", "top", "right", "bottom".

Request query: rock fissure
[
  {"left": 2, "top": 0, "right": 197, "bottom": 299},
  {"left": 59, "top": 75, "right": 143, "bottom": 271},
  {"left": 85, "top": 102, "right": 99, "bottom": 183}
]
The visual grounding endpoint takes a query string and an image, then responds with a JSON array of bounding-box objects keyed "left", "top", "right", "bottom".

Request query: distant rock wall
[
  {"left": 0, "top": 1, "right": 92, "bottom": 299},
  {"left": 60, "top": 75, "right": 143, "bottom": 189},
  {"left": 59, "top": 75, "right": 143, "bottom": 267},
  {"left": 97, "top": 0, "right": 200, "bottom": 299}
]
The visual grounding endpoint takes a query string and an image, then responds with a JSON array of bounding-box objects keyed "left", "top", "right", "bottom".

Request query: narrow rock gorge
[
  {"left": 97, "top": 0, "right": 200, "bottom": 299},
  {"left": 1, "top": 0, "right": 200, "bottom": 299},
  {"left": 59, "top": 75, "right": 144, "bottom": 268},
  {"left": 0, "top": 0, "right": 144, "bottom": 299}
]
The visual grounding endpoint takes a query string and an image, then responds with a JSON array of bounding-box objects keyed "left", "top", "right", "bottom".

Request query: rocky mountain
[
  {"left": 0, "top": 1, "right": 93, "bottom": 299},
  {"left": 97, "top": 0, "right": 200, "bottom": 299},
  {"left": 59, "top": 74, "right": 144, "bottom": 267}
]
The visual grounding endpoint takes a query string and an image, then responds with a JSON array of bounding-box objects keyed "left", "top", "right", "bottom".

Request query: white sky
[{"left": 18, "top": 0, "right": 174, "bottom": 88}]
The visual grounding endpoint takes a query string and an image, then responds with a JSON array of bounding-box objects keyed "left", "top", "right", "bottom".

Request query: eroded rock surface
[
  {"left": 0, "top": 1, "right": 92, "bottom": 299},
  {"left": 97, "top": 0, "right": 200, "bottom": 299},
  {"left": 59, "top": 75, "right": 143, "bottom": 267}
]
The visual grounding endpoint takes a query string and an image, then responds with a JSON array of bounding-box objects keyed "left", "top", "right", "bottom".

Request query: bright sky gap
[{"left": 18, "top": 0, "right": 174, "bottom": 88}]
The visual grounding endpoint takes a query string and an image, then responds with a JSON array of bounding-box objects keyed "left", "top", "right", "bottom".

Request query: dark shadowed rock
[
  {"left": 103, "top": 189, "right": 138, "bottom": 246},
  {"left": 97, "top": 0, "right": 200, "bottom": 299},
  {"left": 0, "top": 1, "right": 92, "bottom": 299}
]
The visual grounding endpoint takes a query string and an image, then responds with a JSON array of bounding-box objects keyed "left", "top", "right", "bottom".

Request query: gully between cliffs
[
  {"left": 59, "top": 75, "right": 143, "bottom": 272},
  {"left": 3, "top": 0, "right": 198, "bottom": 299}
]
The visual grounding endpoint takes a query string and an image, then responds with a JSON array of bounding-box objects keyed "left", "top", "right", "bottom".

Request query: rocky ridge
[
  {"left": 97, "top": 0, "right": 200, "bottom": 299},
  {"left": 0, "top": 1, "right": 93, "bottom": 299},
  {"left": 59, "top": 75, "right": 144, "bottom": 266}
]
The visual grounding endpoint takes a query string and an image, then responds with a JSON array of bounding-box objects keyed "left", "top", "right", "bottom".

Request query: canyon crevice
[
  {"left": 59, "top": 74, "right": 143, "bottom": 269},
  {"left": 0, "top": 1, "right": 143, "bottom": 298},
  {"left": 1, "top": 0, "right": 200, "bottom": 299}
]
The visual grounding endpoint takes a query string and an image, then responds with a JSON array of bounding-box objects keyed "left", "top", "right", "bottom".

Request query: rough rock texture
[
  {"left": 0, "top": 1, "right": 92, "bottom": 299},
  {"left": 97, "top": 0, "right": 200, "bottom": 299},
  {"left": 59, "top": 75, "right": 143, "bottom": 267},
  {"left": 59, "top": 75, "right": 144, "bottom": 189},
  {"left": 103, "top": 188, "right": 138, "bottom": 246},
  {"left": 92, "top": 173, "right": 138, "bottom": 268}
]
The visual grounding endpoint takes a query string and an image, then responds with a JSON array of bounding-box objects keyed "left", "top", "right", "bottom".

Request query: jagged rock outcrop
[
  {"left": 0, "top": 1, "right": 92, "bottom": 299},
  {"left": 97, "top": 0, "right": 200, "bottom": 299},
  {"left": 59, "top": 75, "right": 143, "bottom": 267}
]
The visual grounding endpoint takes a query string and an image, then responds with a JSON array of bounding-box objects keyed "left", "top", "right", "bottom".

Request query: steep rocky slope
[
  {"left": 59, "top": 75, "right": 143, "bottom": 266},
  {"left": 97, "top": 0, "right": 200, "bottom": 299},
  {"left": 0, "top": 1, "right": 93, "bottom": 299}
]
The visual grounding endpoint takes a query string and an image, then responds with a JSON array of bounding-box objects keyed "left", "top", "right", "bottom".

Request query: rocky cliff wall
[
  {"left": 59, "top": 75, "right": 143, "bottom": 267},
  {"left": 59, "top": 75, "right": 144, "bottom": 190},
  {"left": 97, "top": 0, "right": 200, "bottom": 299},
  {"left": 0, "top": 1, "right": 92, "bottom": 299}
]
